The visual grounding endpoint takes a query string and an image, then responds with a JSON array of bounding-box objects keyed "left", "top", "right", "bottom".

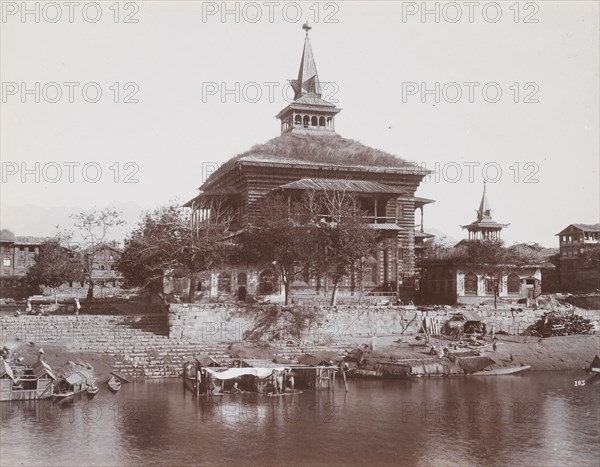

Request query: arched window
[
  {"left": 259, "top": 269, "right": 277, "bottom": 295},
  {"left": 295, "top": 115, "right": 302, "bottom": 125},
  {"left": 464, "top": 272, "right": 477, "bottom": 295},
  {"left": 508, "top": 273, "right": 520, "bottom": 294},
  {"left": 326, "top": 117, "right": 332, "bottom": 127},
  {"left": 303, "top": 116, "right": 310, "bottom": 127},
  {"left": 319, "top": 116, "right": 325, "bottom": 127},
  {"left": 217, "top": 272, "right": 231, "bottom": 293},
  {"left": 311, "top": 116, "right": 318, "bottom": 126},
  {"left": 237, "top": 272, "right": 247, "bottom": 287}
]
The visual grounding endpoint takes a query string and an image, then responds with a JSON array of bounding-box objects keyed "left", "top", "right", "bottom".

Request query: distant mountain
[{"left": 423, "top": 227, "right": 460, "bottom": 246}]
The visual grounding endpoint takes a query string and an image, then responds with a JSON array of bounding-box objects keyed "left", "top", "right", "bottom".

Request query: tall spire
[
  {"left": 461, "top": 183, "right": 508, "bottom": 241},
  {"left": 477, "top": 181, "right": 492, "bottom": 221},
  {"left": 290, "top": 22, "right": 321, "bottom": 99},
  {"left": 276, "top": 24, "right": 340, "bottom": 135}
]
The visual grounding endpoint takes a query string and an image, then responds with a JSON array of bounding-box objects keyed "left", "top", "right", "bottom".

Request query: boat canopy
[
  {"left": 205, "top": 367, "right": 285, "bottom": 380},
  {"left": 33, "top": 360, "right": 56, "bottom": 380},
  {"left": 0, "top": 358, "right": 14, "bottom": 380}
]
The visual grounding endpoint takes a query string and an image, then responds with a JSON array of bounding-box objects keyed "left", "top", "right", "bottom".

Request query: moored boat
[
  {"left": 470, "top": 365, "right": 531, "bottom": 376},
  {"left": 1, "top": 357, "right": 56, "bottom": 401},
  {"left": 87, "top": 384, "right": 99, "bottom": 396},
  {"left": 585, "top": 355, "right": 600, "bottom": 374},
  {"left": 107, "top": 376, "right": 121, "bottom": 392},
  {"left": 53, "top": 390, "right": 75, "bottom": 400}
]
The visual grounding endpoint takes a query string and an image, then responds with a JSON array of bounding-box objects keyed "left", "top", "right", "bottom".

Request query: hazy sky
[{"left": 1, "top": 1, "right": 599, "bottom": 246}]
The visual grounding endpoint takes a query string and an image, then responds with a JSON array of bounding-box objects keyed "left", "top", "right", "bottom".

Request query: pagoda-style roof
[
  {"left": 275, "top": 94, "right": 340, "bottom": 119},
  {"left": 200, "top": 133, "right": 428, "bottom": 191},
  {"left": 275, "top": 178, "right": 406, "bottom": 195},
  {"left": 461, "top": 184, "right": 508, "bottom": 232},
  {"left": 461, "top": 219, "right": 508, "bottom": 231}
]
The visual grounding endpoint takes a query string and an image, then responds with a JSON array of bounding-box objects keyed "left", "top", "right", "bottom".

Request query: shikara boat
[
  {"left": 87, "top": 384, "right": 99, "bottom": 396},
  {"left": 53, "top": 390, "right": 75, "bottom": 400},
  {"left": 470, "top": 365, "right": 531, "bottom": 376},
  {"left": 107, "top": 376, "right": 121, "bottom": 392},
  {"left": 586, "top": 355, "right": 600, "bottom": 374}
]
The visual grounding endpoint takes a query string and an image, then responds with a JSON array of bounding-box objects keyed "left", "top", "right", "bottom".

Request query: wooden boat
[
  {"left": 53, "top": 390, "right": 75, "bottom": 400},
  {"left": 265, "top": 390, "right": 303, "bottom": 397},
  {"left": 470, "top": 365, "right": 531, "bottom": 376},
  {"left": 87, "top": 384, "right": 99, "bottom": 396},
  {"left": 107, "top": 376, "right": 121, "bottom": 392},
  {"left": 585, "top": 355, "right": 600, "bottom": 374}
]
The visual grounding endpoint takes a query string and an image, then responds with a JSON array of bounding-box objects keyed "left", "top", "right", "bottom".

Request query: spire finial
[{"left": 302, "top": 21, "right": 311, "bottom": 35}]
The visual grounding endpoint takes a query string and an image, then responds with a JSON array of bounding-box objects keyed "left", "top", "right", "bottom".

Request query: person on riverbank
[{"left": 74, "top": 298, "right": 81, "bottom": 315}]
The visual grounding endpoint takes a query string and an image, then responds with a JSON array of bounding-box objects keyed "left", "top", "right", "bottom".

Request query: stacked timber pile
[{"left": 524, "top": 311, "right": 594, "bottom": 337}]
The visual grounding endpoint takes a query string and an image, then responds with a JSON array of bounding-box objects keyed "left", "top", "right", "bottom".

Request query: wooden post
[
  {"left": 196, "top": 361, "right": 200, "bottom": 398},
  {"left": 342, "top": 368, "right": 348, "bottom": 392}
]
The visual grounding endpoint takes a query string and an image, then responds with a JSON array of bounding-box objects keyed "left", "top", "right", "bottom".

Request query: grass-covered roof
[{"left": 202, "top": 133, "right": 424, "bottom": 188}]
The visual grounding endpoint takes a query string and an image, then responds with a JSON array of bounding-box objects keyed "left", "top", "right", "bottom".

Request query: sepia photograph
[{"left": 1, "top": 1, "right": 599, "bottom": 466}]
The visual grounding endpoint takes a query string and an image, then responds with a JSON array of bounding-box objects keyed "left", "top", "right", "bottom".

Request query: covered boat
[
  {"left": 54, "top": 368, "right": 94, "bottom": 398},
  {"left": 0, "top": 357, "right": 56, "bottom": 401}
]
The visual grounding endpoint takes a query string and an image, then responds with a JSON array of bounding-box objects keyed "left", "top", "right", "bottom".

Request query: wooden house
[
  {"left": 555, "top": 223, "right": 600, "bottom": 292},
  {"left": 184, "top": 26, "right": 432, "bottom": 302}
]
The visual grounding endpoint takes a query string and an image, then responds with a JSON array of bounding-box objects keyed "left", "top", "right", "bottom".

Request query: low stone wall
[
  {"left": 168, "top": 304, "right": 600, "bottom": 342},
  {"left": 1, "top": 314, "right": 168, "bottom": 345}
]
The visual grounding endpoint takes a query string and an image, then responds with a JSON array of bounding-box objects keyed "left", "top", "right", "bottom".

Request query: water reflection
[{"left": 1, "top": 372, "right": 598, "bottom": 466}]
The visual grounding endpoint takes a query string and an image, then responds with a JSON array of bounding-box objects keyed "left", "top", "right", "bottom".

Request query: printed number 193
[{"left": 574, "top": 380, "right": 586, "bottom": 387}]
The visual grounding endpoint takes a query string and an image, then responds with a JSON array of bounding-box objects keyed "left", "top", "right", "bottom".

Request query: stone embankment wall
[
  {"left": 2, "top": 305, "right": 598, "bottom": 379},
  {"left": 168, "top": 304, "right": 600, "bottom": 341}
]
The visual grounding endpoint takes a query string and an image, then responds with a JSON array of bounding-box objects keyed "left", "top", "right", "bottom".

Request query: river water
[{"left": 1, "top": 371, "right": 599, "bottom": 466}]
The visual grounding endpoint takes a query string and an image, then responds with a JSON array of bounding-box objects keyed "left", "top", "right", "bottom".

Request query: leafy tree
[
  {"left": 118, "top": 202, "right": 232, "bottom": 301},
  {"left": 26, "top": 239, "right": 82, "bottom": 303},
  {"left": 580, "top": 244, "right": 600, "bottom": 268},
  {"left": 64, "top": 208, "right": 125, "bottom": 306},
  {"left": 247, "top": 190, "right": 377, "bottom": 306},
  {"left": 245, "top": 195, "right": 315, "bottom": 305},
  {"left": 316, "top": 191, "right": 377, "bottom": 305}
]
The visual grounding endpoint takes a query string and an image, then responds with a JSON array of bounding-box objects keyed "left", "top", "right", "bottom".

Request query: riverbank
[
  {"left": 2, "top": 305, "right": 599, "bottom": 380},
  {"left": 4, "top": 333, "right": 598, "bottom": 383},
  {"left": 362, "top": 334, "right": 600, "bottom": 371}
]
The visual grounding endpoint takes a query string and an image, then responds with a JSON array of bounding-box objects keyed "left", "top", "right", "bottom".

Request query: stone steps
[{"left": 1, "top": 313, "right": 360, "bottom": 378}]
